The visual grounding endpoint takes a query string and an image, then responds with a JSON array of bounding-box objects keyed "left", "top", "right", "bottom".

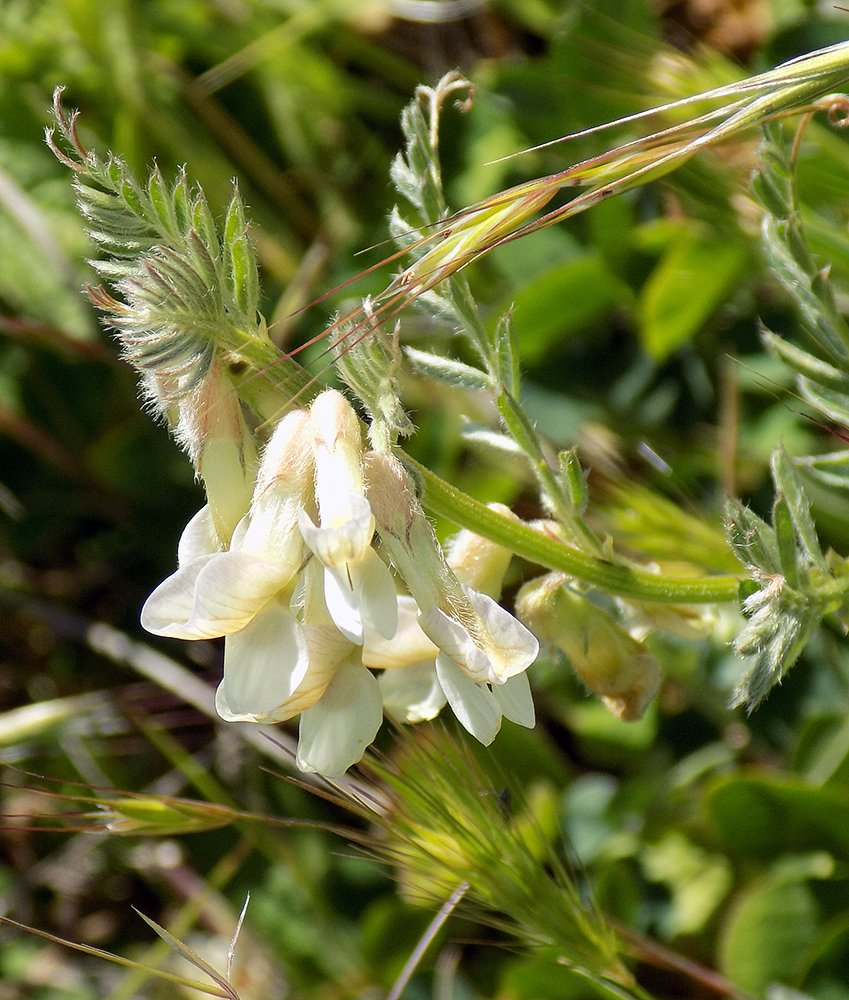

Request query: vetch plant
[
  {"left": 20, "top": 19, "right": 849, "bottom": 1000},
  {"left": 47, "top": 43, "right": 849, "bottom": 780}
]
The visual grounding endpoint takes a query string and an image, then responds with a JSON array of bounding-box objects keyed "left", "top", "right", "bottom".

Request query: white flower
[
  {"left": 142, "top": 409, "right": 319, "bottom": 727},
  {"left": 141, "top": 408, "right": 314, "bottom": 641},
  {"left": 363, "top": 454, "right": 537, "bottom": 744},
  {"left": 142, "top": 402, "right": 394, "bottom": 776},
  {"left": 142, "top": 396, "right": 537, "bottom": 772},
  {"left": 297, "top": 390, "right": 398, "bottom": 644}
]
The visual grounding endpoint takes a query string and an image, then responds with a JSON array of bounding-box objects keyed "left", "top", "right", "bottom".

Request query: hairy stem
[{"left": 405, "top": 456, "right": 743, "bottom": 604}]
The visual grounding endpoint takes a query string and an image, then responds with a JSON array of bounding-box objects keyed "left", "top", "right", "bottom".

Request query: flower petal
[
  {"left": 143, "top": 551, "right": 294, "bottom": 639},
  {"left": 266, "top": 623, "right": 356, "bottom": 721},
  {"left": 350, "top": 548, "right": 398, "bottom": 639},
  {"left": 141, "top": 554, "right": 217, "bottom": 638},
  {"left": 379, "top": 662, "right": 446, "bottom": 723},
  {"left": 320, "top": 548, "right": 398, "bottom": 644},
  {"left": 298, "top": 496, "right": 375, "bottom": 567},
  {"left": 177, "top": 506, "right": 220, "bottom": 565},
  {"left": 418, "top": 605, "right": 492, "bottom": 682},
  {"left": 323, "top": 566, "right": 365, "bottom": 644},
  {"left": 363, "top": 596, "right": 438, "bottom": 670},
  {"left": 466, "top": 587, "right": 539, "bottom": 682},
  {"left": 242, "top": 492, "right": 308, "bottom": 566},
  {"left": 492, "top": 672, "right": 535, "bottom": 728},
  {"left": 311, "top": 389, "right": 367, "bottom": 527},
  {"left": 418, "top": 586, "right": 538, "bottom": 685},
  {"left": 296, "top": 658, "right": 383, "bottom": 776},
  {"left": 215, "top": 602, "right": 309, "bottom": 721},
  {"left": 435, "top": 653, "right": 502, "bottom": 745}
]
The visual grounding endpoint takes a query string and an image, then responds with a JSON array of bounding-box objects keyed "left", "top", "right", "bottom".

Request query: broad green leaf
[
  {"left": 641, "top": 831, "right": 732, "bottom": 937},
  {"left": 509, "top": 254, "right": 628, "bottom": 364},
  {"left": 718, "top": 876, "right": 820, "bottom": 995},
  {"left": 708, "top": 774, "right": 849, "bottom": 860},
  {"left": 638, "top": 228, "right": 748, "bottom": 359}
]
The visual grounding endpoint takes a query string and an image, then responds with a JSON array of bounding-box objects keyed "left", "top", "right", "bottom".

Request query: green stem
[
  {"left": 228, "top": 331, "right": 315, "bottom": 423},
  {"left": 405, "top": 455, "right": 743, "bottom": 605}
]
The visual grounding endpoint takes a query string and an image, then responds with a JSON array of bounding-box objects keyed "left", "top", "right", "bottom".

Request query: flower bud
[
  {"left": 620, "top": 598, "right": 717, "bottom": 643},
  {"left": 175, "top": 361, "right": 259, "bottom": 546},
  {"left": 365, "top": 453, "right": 538, "bottom": 688},
  {"left": 310, "top": 389, "right": 366, "bottom": 528},
  {"left": 299, "top": 390, "right": 397, "bottom": 643},
  {"left": 516, "top": 573, "right": 661, "bottom": 721},
  {"left": 446, "top": 503, "right": 518, "bottom": 598}
]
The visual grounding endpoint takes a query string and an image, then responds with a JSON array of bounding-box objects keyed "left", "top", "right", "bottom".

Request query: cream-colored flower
[
  {"left": 363, "top": 458, "right": 537, "bottom": 744},
  {"left": 142, "top": 409, "right": 318, "bottom": 729},
  {"left": 142, "top": 400, "right": 536, "bottom": 770},
  {"left": 218, "top": 560, "right": 383, "bottom": 778},
  {"left": 298, "top": 390, "right": 398, "bottom": 644},
  {"left": 142, "top": 400, "right": 391, "bottom": 775},
  {"left": 141, "top": 408, "right": 314, "bottom": 641}
]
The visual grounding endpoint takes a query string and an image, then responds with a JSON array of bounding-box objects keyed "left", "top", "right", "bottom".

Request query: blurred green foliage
[{"left": 4, "top": 1, "right": 849, "bottom": 998}]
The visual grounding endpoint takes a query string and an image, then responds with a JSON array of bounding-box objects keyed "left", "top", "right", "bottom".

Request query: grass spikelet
[{"left": 361, "top": 727, "right": 633, "bottom": 988}]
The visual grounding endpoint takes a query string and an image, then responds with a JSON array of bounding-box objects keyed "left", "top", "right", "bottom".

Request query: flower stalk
[{"left": 405, "top": 454, "right": 743, "bottom": 605}]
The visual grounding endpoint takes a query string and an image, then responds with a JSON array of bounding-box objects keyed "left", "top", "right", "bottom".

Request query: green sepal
[
  {"left": 192, "top": 195, "right": 220, "bottom": 260},
  {"left": 557, "top": 449, "right": 589, "bottom": 517},
  {"left": 495, "top": 309, "right": 520, "bottom": 396},
  {"left": 229, "top": 234, "right": 259, "bottom": 317},
  {"left": 224, "top": 188, "right": 246, "bottom": 245},
  {"left": 185, "top": 228, "right": 218, "bottom": 288},
  {"left": 119, "top": 173, "right": 146, "bottom": 221},
  {"left": 405, "top": 347, "right": 491, "bottom": 390},
  {"left": 725, "top": 499, "right": 781, "bottom": 574},
  {"left": 771, "top": 447, "right": 827, "bottom": 574},
  {"left": 172, "top": 171, "right": 192, "bottom": 232},
  {"left": 147, "top": 166, "right": 177, "bottom": 236},
  {"left": 772, "top": 495, "right": 801, "bottom": 588}
]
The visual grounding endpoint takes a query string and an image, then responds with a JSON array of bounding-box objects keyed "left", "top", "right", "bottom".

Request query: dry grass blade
[{"left": 0, "top": 915, "right": 236, "bottom": 999}]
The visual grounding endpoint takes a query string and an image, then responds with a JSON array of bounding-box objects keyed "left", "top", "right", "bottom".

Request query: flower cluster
[{"left": 142, "top": 390, "right": 538, "bottom": 776}]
